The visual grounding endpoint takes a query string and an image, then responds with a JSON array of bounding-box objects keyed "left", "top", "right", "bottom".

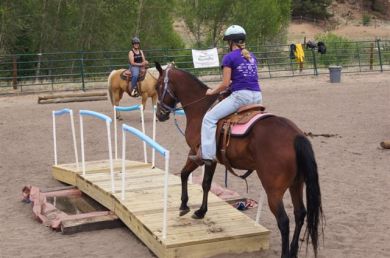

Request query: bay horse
[
  {"left": 154, "top": 62, "right": 323, "bottom": 258},
  {"left": 107, "top": 65, "right": 170, "bottom": 119}
]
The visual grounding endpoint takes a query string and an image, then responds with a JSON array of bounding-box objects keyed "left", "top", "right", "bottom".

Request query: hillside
[
  {"left": 288, "top": 1, "right": 390, "bottom": 43},
  {"left": 173, "top": 1, "right": 390, "bottom": 47}
]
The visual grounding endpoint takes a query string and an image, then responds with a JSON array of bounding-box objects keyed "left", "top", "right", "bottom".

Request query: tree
[
  {"left": 292, "top": 0, "right": 333, "bottom": 19},
  {"left": 178, "top": 0, "right": 291, "bottom": 48},
  {"left": 232, "top": 0, "right": 291, "bottom": 46}
]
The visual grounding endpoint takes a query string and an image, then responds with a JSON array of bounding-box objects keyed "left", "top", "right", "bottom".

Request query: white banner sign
[{"left": 192, "top": 48, "right": 219, "bottom": 68}]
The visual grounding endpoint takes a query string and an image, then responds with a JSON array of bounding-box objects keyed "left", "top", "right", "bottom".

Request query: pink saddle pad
[{"left": 230, "top": 113, "right": 273, "bottom": 136}]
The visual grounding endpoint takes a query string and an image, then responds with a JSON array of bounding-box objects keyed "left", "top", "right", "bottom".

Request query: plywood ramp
[{"left": 53, "top": 159, "right": 270, "bottom": 258}]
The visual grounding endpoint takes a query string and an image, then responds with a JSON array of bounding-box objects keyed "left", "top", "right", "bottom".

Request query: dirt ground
[{"left": 0, "top": 71, "right": 389, "bottom": 258}]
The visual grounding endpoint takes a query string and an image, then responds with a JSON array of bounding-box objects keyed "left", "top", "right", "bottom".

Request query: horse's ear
[{"left": 155, "top": 62, "right": 163, "bottom": 76}]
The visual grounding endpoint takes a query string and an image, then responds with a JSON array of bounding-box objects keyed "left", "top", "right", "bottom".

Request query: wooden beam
[
  {"left": 38, "top": 96, "right": 107, "bottom": 104},
  {"left": 380, "top": 141, "right": 390, "bottom": 149},
  {"left": 38, "top": 91, "right": 107, "bottom": 100},
  {"left": 61, "top": 214, "right": 123, "bottom": 235}
]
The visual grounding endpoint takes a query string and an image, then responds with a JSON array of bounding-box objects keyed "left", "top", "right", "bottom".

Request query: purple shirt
[{"left": 222, "top": 49, "right": 261, "bottom": 92}]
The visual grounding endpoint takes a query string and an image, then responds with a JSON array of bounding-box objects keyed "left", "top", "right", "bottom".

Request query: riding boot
[
  {"left": 188, "top": 148, "right": 215, "bottom": 166},
  {"left": 130, "top": 86, "right": 139, "bottom": 97}
]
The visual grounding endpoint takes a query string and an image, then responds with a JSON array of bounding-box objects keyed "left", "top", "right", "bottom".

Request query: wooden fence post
[
  {"left": 12, "top": 55, "right": 18, "bottom": 89},
  {"left": 376, "top": 39, "right": 383, "bottom": 72},
  {"left": 369, "top": 42, "right": 374, "bottom": 70}
]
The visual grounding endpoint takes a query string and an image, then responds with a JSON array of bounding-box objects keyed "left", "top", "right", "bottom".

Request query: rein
[{"left": 158, "top": 67, "right": 209, "bottom": 115}]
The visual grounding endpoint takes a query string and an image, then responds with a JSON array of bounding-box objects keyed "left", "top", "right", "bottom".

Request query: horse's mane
[{"left": 175, "top": 68, "right": 210, "bottom": 90}]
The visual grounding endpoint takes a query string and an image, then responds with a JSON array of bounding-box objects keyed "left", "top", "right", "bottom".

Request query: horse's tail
[
  {"left": 294, "top": 134, "right": 324, "bottom": 257},
  {"left": 107, "top": 70, "right": 116, "bottom": 106}
]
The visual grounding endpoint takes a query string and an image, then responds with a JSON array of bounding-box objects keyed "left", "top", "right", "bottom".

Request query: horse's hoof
[
  {"left": 179, "top": 208, "right": 190, "bottom": 216},
  {"left": 191, "top": 210, "right": 205, "bottom": 219}
]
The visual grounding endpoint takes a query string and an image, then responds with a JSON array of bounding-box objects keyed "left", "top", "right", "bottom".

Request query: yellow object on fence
[{"left": 294, "top": 43, "right": 305, "bottom": 63}]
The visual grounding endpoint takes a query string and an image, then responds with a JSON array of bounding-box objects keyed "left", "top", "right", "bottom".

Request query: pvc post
[
  {"left": 114, "top": 107, "right": 118, "bottom": 160},
  {"left": 52, "top": 109, "right": 78, "bottom": 168},
  {"left": 52, "top": 112, "right": 57, "bottom": 165},
  {"left": 255, "top": 189, "right": 265, "bottom": 225},
  {"left": 152, "top": 105, "right": 156, "bottom": 168},
  {"left": 80, "top": 114, "right": 86, "bottom": 176},
  {"left": 121, "top": 130, "right": 126, "bottom": 200},
  {"left": 69, "top": 110, "right": 79, "bottom": 171},
  {"left": 162, "top": 151, "right": 169, "bottom": 239},
  {"left": 113, "top": 105, "right": 146, "bottom": 162},
  {"left": 106, "top": 121, "right": 115, "bottom": 193},
  {"left": 140, "top": 105, "right": 147, "bottom": 163}
]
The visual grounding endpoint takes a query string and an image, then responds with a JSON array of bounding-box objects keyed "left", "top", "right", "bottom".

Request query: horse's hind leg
[
  {"left": 267, "top": 191, "right": 290, "bottom": 258},
  {"left": 179, "top": 151, "right": 200, "bottom": 216},
  {"left": 289, "top": 180, "right": 306, "bottom": 258},
  {"left": 192, "top": 161, "right": 217, "bottom": 219}
]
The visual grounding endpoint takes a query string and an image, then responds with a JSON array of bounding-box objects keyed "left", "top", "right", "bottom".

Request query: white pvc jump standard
[
  {"left": 79, "top": 110, "right": 115, "bottom": 193},
  {"left": 121, "top": 124, "right": 170, "bottom": 239},
  {"left": 113, "top": 105, "right": 147, "bottom": 162},
  {"left": 52, "top": 108, "right": 79, "bottom": 170},
  {"left": 152, "top": 105, "right": 157, "bottom": 168}
]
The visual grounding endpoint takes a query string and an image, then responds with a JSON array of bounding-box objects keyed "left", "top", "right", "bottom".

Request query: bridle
[
  {"left": 157, "top": 67, "right": 209, "bottom": 116},
  {"left": 157, "top": 67, "right": 179, "bottom": 116}
]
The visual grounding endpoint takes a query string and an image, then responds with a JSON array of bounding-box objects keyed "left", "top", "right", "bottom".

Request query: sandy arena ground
[{"left": 0, "top": 72, "right": 389, "bottom": 258}]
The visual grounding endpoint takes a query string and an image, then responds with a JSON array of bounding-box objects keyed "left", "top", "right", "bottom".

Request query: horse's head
[{"left": 155, "top": 62, "right": 179, "bottom": 121}]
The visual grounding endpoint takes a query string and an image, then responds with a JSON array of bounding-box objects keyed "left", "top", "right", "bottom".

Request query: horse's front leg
[
  {"left": 179, "top": 153, "right": 200, "bottom": 216},
  {"left": 192, "top": 161, "right": 217, "bottom": 219},
  {"left": 114, "top": 90, "right": 124, "bottom": 120},
  {"left": 141, "top": 93, "right": 147, "bottom": 110}
]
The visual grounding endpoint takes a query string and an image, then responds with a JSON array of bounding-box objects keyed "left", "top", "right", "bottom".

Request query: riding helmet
[
  {"left": 132, "top": 37, "right": 141, "bottom": 44},
  {"left": 223, "top": 25, "right": 246, "bottom": 42}
]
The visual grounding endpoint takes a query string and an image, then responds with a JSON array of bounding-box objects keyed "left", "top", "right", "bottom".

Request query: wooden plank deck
[{"left": 52, "top": 159, "right": 270, "bottom": 258}]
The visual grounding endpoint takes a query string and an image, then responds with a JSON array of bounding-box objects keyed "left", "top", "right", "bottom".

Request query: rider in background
[
  {"left": 189, "top": 25, "right": 262, "bottom": 166},
  {"left": 128, "top": 37, "right": 148, "bottom": 96}
]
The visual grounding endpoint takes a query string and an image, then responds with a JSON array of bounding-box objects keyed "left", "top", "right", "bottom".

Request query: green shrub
[
  {"left": 363, "top": 14, "right": 371, "bottom": 26},
  {"left": 315, "top": 33, "right": 355, "bottom": 66}
]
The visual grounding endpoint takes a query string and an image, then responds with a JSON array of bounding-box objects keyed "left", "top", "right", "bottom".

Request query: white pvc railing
[
  {"left": 121, "top": 124, "right": 170, "bottom": 240},
  {"left": 113, "top": 105, "right": 146, "bottom": 162},
  {"left": 152, "top": 105, "right": 157, "bottom": 168},
  {"left": 79, "top": 110, "right": 115, "bottom": 193},
  {"left": 174, "top": 109, "right": 185, "bottom": 116},
  {"left": 52, "top": 108, "right": 79, "bottom": 170},
  {"left": 255, "top": 188, "right": 266, "bottom": 225}
]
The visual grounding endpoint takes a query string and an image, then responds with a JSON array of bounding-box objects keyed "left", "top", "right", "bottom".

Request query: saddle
[
  {"left": 216, "top": 104, "right": 274, "bottom": 177},
  {"left": 120, "top": 67, "right": 147, "bottom": 82},
  {"left": 120, "top": 67, "right": 147, "bottom": 96}
]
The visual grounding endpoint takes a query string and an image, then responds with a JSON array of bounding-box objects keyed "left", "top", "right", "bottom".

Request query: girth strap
[{"left": 220, "top": 120, "right": 242, "bottom": 178}]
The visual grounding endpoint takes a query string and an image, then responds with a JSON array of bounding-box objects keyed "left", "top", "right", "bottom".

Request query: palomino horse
[
  {"left": 154, "top": 62, "right": 323, "bottom": 258},
  {"left": 107, "top": 66, "right": 166, "bottom": 119}
]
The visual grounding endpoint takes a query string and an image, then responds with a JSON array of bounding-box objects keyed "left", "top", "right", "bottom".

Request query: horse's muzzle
[{"left": 156, "top": 110, "right": 170, "bottom": 121}]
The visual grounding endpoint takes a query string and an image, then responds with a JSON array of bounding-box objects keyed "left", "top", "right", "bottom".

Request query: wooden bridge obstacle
[{"left": 51, "top": 108, "right": 270, "bottom": 258}]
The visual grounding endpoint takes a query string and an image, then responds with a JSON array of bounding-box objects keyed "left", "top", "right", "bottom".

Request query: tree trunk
[
  {"left": 35, "top": 0, "right": 48, "bottom": 84},
  {"left": 135, "top": 0, "right": 144, "bottom": 36}
]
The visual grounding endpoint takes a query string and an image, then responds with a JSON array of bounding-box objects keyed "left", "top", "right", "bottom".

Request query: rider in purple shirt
[
  {"left": 190, "top": 25, "right": 262, "bottom": 166},
  {"left": 222, "top": 48, "right": 261, "bottom": 92}
]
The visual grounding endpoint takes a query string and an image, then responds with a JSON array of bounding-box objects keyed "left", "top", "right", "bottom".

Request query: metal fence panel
[{"left": 1, "top": 40, "right": 389, "bottom": 93}]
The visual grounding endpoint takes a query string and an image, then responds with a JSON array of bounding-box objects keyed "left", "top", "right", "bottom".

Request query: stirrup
[{"left": 130, "top": 88, "right": 139, "bottom": 97}]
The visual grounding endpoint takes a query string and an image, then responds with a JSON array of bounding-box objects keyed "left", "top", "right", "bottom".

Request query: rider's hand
[{"left": 206, "top": 89, "right": 214, "bottom": 95}]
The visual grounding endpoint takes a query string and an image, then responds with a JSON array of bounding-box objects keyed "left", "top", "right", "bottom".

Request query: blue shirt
[{"left": 221, "top": 49, "right": 261, "bottom": 92}]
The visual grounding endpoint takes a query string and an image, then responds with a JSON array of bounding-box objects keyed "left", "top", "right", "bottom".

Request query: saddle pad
[{"left": 231, "top": 113, "right": 273, "bottom": 136}]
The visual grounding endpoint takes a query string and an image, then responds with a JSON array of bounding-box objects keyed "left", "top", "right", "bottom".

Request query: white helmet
[{"left": 223, "top": 25, "right": 246, "bottom": 42}]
